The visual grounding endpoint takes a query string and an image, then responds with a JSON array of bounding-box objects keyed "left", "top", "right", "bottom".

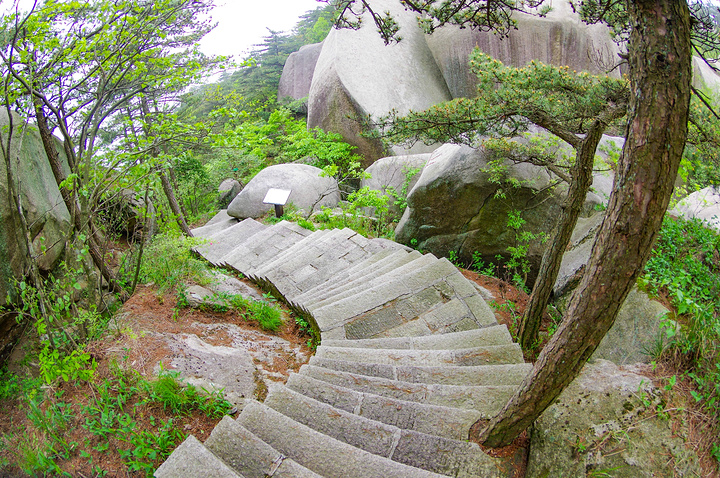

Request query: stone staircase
[{"left": 155, "top": 214, "right": 531, "bottom": 478}]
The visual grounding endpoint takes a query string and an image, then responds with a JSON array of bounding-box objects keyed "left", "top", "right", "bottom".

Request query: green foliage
[
  {"left": 314, "top": 186, "right": 394, "bottom": 239},
  {"left": 641, "top": 215, "right": 720, "bottom": 447},
  {"left": 470, "top": 250, "right": 498, "bottom": 277},
  {"left": 80, "top": 365, "right": 232, "bottom": 475},
  {"left": 183, "top": 291, "right": 284, "bottom": 332},
  {"left": 133, "top": 233, "right": 210, "bottom": 293},
  {"left": 385, "top": 165, "right": 422, "bottom": 215},
  {"left": 0, "top": 369, "right": 20, "bottom": 400},
  {"left": 504, "top": 210, "right": 546, "bottom": 292}
]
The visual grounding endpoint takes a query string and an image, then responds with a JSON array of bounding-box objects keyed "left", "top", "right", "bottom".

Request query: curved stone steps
[
  {"left": 160, "top": 214, "right": 527, "bottom": 478},
  {"left": 236, "top": 400, "right": 449, "bottom": 478},
  {"left": 284, "top": 372, "right": 487, "bottom": 439},
  {"left": 263, "top": 384, "right": 505, "bottom": 478},
  {"left": 307, "top": 356, "right": 532, "bottom": 386},
  {"left": 203, "top": 416, "right": 321, "bottom": 478},
  {"left": 320, "top": 323, "right": 514, "bottom": 349},
  {"left": 295, "top": 249, "right": 423, "bottom": 306},
  {"left": 297, "top": 364, "right": 516, "bottom": 413},
  {"left": 154, "top": 434, "right": 244, "bottom": 478},
  {"left": 193, "top": 218, "right": 267, "bottom": 266},
  {"left": 221, "top": 221, "right": 313, "bottom": 276},
  {"left": 315, "top": 343, "right": 524, "bottom": 367}
]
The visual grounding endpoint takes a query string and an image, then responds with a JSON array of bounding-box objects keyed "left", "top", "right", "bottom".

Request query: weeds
[
  {"left": 641, "top": 215, "right": 720, "bottom": 464},
  {"left": 129, "top": 233, "right": 210, "bottom": 293}
]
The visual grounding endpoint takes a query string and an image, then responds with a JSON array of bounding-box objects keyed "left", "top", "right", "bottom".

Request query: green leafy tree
[{"left": 0, "top": 0, "right": 218, "bottom": 296}]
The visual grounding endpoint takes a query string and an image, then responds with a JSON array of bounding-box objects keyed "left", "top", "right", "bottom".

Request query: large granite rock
[
  {"left": 360, "top": 152, "right": 431, "bottom": 219},
  {"left": 217, "top": 178, "right": 244, "bottom": 209},
  {"left": 394, "top": 142, "right": 603, "bottom": 282},
  {"left": 672, "top": 186, "right": 720, "bottom": 231},
  {"left": 278, "top": 42, "right": 323, "bottom": 102},
  {"left": 307, "top": 0, "right": 452, "bottom": 166},
  {"left": 526, "top": 360, "right": 700, "bottom": 477},
  {"left": 0, "top": 111, "right": 72, "bottom": 360},
  {"left": 227, "top": 164, "right": 340, "bottom": 219},
  {"left": 0, "top": 111, "right": 71, "bottom": 302},
  {"left": 426, "top": 1, "right": 622, "bottom": 98}
]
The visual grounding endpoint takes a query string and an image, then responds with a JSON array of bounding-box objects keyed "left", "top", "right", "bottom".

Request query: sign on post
[{"left": 263, "top": 188, "right": 291, "bottom": 218}]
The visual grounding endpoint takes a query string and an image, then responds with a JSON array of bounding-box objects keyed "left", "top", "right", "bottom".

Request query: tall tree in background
[{"left": 333, "top": 0, "right": 708, "bottom": 446}]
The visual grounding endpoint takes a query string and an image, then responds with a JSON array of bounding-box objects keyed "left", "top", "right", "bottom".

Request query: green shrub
[
  {"left": 641, "top": 215, "right": 720, "bottom": 452},
  {"left": 135, "top": 233, "right": 210, "bottom": 292}
]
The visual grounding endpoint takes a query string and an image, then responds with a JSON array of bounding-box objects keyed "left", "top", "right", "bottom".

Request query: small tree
[{"left": 374, "top": 49, "right": 629, "bottom": 350}]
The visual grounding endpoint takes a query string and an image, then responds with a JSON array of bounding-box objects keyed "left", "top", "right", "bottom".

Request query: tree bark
[
  {"left": 159, "top": 169, "right": 193, "bottom": 237},
  {"left": 479, "top": 0, "right": 692, "bottom": 447},
  {"left": 517, "top": 126, "right": 600, "bottom": 350}
]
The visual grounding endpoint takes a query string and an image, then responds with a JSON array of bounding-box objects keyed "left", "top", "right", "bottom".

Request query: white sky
[
  {"left": 200, "top": 0, "right": 325, "bottom": 59},
  {"left": 5, "top": 0, "right": 325, "bottom": 59}
]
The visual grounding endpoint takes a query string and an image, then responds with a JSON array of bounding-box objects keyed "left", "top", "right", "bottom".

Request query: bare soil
[{"left": 0, "top": 280, "right": 312, "bottom": 477}]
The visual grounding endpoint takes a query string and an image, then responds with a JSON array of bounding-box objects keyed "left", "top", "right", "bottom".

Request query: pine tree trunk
[
  {"left": 479, "top": 0, "right": 692, "bottom": 447},
  {"left": 517, "top": 126, "right": 600, "bottom": 350}
]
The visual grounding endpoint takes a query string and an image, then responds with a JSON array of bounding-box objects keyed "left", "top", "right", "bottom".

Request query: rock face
[
  {"left": 287, "top": 0, "right": 623, "bottom": 165},
  {"left": 425, "top": 2, "right": 622, "bottom": 98},
  {"left": 0, "top": 111, "right": 72, "bottom": 360},
  {"left": 217, "top": 179, "right": 244, "bottom": 209},
  {"left": 306, "top": 0, "right": 452, "bottom": 166},
  {"left": 227, "top": 164, "right": 340, "bottom": 219},
  {"left": 592, "top": 286, "right": 670, "bottom": 365},
  {"left": 0, "top": 111, "right": 71, "bottom": 303},
  {"left": 672, "top": 186, "right": 720, "bottom": 231},
  {"left": 360, "top": 153, "right": 431, "bottom": 219},
  {"left": 526, "top": 360, "right": 700, "bottom": 477},
  {"left": 278, "top": 42, "right": 323, "bottom": 102},
  {"left": 394, "top": 143, "right": 602, "bottom": 282}
]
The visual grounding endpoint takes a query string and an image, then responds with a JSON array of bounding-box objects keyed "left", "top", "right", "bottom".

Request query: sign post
[{"left": 263, "top": 188, "right": 292, "bottom": 218}]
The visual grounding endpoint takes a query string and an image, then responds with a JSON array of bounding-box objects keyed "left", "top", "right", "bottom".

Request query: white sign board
[{"left": 263, "top": 188, "right": 291, "bottom": 206}]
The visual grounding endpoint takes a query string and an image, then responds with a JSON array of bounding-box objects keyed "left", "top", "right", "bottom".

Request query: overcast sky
[{"left": 200, "top": 0, "right": 324, "bottom": 58}]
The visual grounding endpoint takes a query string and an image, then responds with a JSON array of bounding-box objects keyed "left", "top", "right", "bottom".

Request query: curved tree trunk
[
  {"left": 159, "top": 169, "right": 193, "bottom": 237},
  {"left": 479, "top": 0, "right": 692, "bottom": 447},
  {"left": 517, "top": 128, "right": 598, "bottom": 350}
]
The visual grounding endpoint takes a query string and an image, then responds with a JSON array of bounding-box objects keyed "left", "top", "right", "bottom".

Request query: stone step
[
  {"left": 203, "top": 416, "right": 321, "bottom": 478},
  {"left": 297, "top": 249, "right": 422, "bottom": 306},
  {"left": 237, "top": 400, "right": 450, "bottom": 478},
  {"left": 263, "top": 384, "right": 506, "bottom": 478},
  {"left": 298, "top": 365, "right": 515, "bottom": 413},
  {"left": 250, "top": 228, "right": 334, "bottom": 276},
  {"left": 154, "top": 434, "right": 243, "bottom": 478},
  {"left": 190, "top": 211, "right": 239, "bottom": 239},
  {"left": 305, "top": 252, "right": 438, "bottom": 312},
  {"left": 251, "top": 228, "right": 344, "bottom": 278},
  {"left": 221, "top": 221, "right": 312, "bottom": 277},
  {"left": 366, "top": 295, "right": 497, "bottom": 339},
  {"left": 315, "top": 343, "right": 524, "bottom": 367},
  {"left": 312, "top": 257, "right": 491, "bottom": 340},
  {"left": 285, "top": 373, "right": 483, "bottom": 440},
  {"left": 320, "top": 324, "right": 513, "bottom": 349},
  {"left": 260, "top": 229, "right": 375, "bottom": 300},
  {"left": 194, "top": 218, "right": 267, "bottom": 266},
  {"left": 308, "top": 356, "right": 532, "bottom": 386}
]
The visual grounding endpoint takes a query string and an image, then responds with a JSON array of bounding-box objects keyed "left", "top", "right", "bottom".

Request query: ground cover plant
[{"left": 641, "top": 215, "right": 720, "bottom": 467}]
